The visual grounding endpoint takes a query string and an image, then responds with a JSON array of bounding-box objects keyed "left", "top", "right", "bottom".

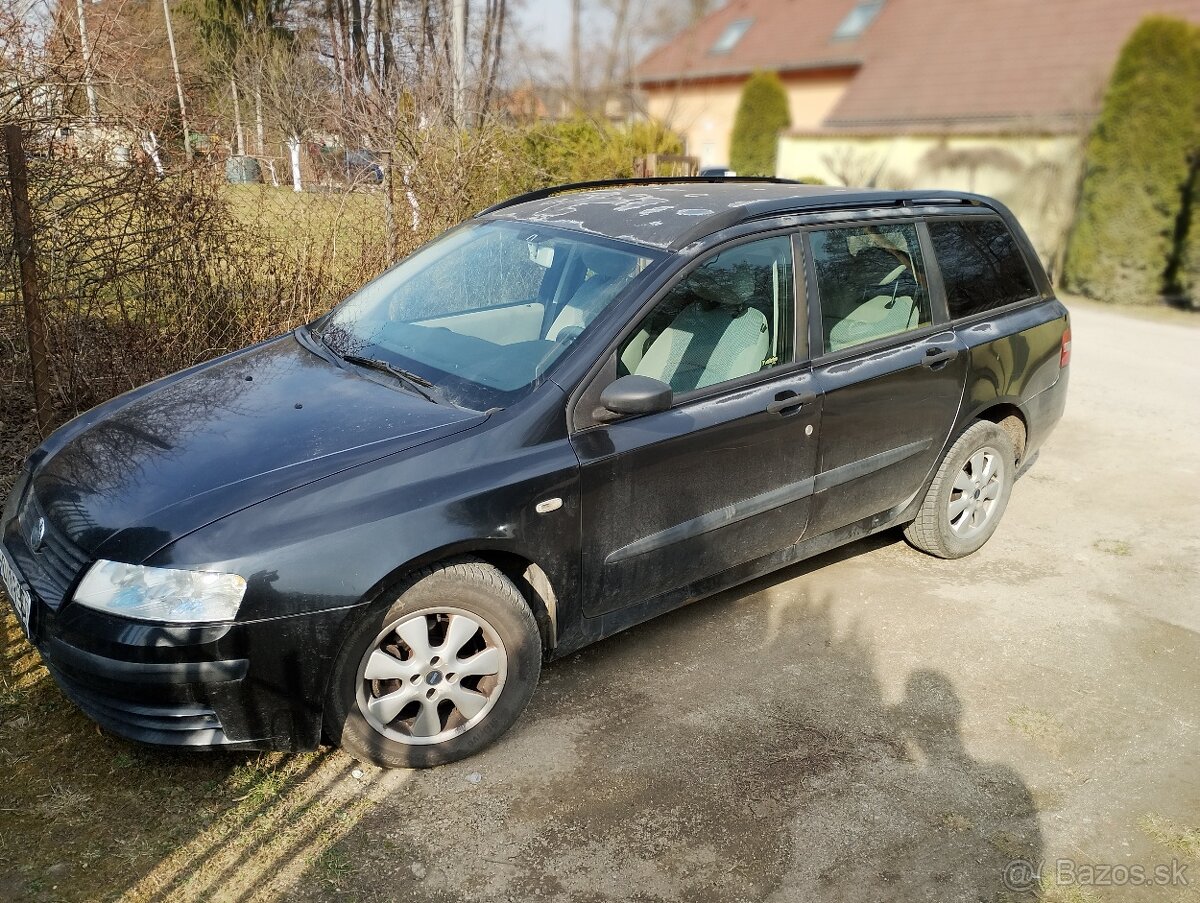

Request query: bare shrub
[{"left": 0, "top": 149, "right": 391, "bottom": 434}]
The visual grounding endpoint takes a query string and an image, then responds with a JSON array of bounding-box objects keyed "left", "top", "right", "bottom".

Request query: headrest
[
  {"left": 853, "top": 246, "right": 907, "bottom": 280},
  {"left": 583, "top": 247, "right": 635, "bottom": 279}
]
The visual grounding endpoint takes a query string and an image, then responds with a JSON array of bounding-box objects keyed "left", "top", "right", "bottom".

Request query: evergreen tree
[
  {"left": 1183, "top": 156, "right": 1200, "bottom": 302},
  {"left": 729, "top": 71, "right": 790, "bottom": 177},
  {"left": 1064, "top": 16, "right": 1200, "bottom": 305}
]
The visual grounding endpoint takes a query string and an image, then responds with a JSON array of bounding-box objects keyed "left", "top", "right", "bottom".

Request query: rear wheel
[
  {"left": 325, "top": 558, "right": 541, "bottom": 768},
  {"left": 904, "top": 420, "right": 1015, "bottom": 559}
]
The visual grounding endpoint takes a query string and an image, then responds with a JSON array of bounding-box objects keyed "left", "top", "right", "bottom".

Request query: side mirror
[{"left": 595, "top": 375, "right": 673, "bottom": 421}]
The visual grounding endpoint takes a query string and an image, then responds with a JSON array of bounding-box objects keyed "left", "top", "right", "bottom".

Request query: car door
[
  {"left": 570, "top": 233, "right": 822, "bottom": 618},
  {"left": 802, "top": 219, "right": 967, "bottom": 539}
]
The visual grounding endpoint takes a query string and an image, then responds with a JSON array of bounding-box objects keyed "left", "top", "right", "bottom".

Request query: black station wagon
[{"left": 1, "top": 179, "right": 1070, "bottom": 767}]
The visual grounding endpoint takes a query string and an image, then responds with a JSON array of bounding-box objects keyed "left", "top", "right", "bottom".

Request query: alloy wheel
[
  {"left": 355, "top": 607, "right": 508, "bottom": 745},
  {"left": 948, "top": 446, "right": 1005, "bottom": 539}
]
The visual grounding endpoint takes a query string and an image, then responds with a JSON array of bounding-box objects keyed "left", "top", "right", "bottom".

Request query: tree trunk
[
  {"left": 416, "top": 0, "right": 429, "bottom": 78},
  {"left": 450, "top": 0, "right": 465, "bottom": 127},
  {"left": 75, "top": 0, "right": 99, "bottom": 121},
  {"left": 402, "top": 165, "right": 420, "bottom": 231},
  {"left": 231, "top": 78, "right": 246, "bottom": 156},
  {"left": 326, "top": 0, "right": 346, "bottom": 92},
  {"left": 349, "top": 0, "right": 368, "bottom": 86},
  {"left": 162, "top": 0, "right": 192, "bottom": 161},
  {"left": 254, "top": 84, "right": 265, "bottom": 155},
  {"left": 571, "top": 0, "right": 581, "bottom": 109},
  {"left": 479, "top": 0, "right": 507, "bottom": 125},
  {"left": 287, "top": 136, "right": 303, "bottom": 192},
  {"left": 142, "top": 131, "right": 164, "bottom": 175},
  {"left": 604, "top": 0, "right": 631, "bottom": 97},
  {"left": 333, "top": 0, "right": 353, "bottom": 93},
  {"left": 376, "top": 0, "right": 391, "bottom": 82}
]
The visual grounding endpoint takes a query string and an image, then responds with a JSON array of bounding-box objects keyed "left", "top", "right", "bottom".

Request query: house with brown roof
[{"left": 636, "top": 0, "right": 1200, "bottom": 263}]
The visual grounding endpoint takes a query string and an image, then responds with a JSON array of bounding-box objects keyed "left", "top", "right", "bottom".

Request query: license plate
[{"left": 0, "top": 545, "right": 32, "bottom": 640}]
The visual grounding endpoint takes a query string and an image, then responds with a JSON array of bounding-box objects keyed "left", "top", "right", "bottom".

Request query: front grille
[{"left": 16, "top": 493, "right": 91, "bottom": 608}]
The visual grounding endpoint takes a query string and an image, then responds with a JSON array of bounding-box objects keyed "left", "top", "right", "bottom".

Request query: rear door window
[
  {"left": 809, "top": 222, "right": 932, "bottom": 354},
  {"left": 927, "top": 218, "right": 1038, "bottom": 318}
]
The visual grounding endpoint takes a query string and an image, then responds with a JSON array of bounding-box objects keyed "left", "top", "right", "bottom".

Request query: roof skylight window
[
  {"left": 711, "top": 19, "right": 753, "bottom": 55},
  {"left": 832, "top": 0, "right": 884, "bottom": 41}
]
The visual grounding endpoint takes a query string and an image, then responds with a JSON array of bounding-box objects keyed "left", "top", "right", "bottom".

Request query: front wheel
[
  {"left": 904, "top": 420, "right": 1016, "bottom": 559},
  {"left": 325, "top": 558, "right": 542, "bottom": 768}
]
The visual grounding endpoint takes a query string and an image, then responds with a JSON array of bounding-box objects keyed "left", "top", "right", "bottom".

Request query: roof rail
[
  {"left": 475, "top": 176, "right": 801, "bottom": 217},
  {"left": 906, "top": 195, "right": 983, "bottom": 206}
]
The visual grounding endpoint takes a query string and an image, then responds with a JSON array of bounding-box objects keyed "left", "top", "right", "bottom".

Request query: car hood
[{"left": 26, "top": 334, "right": 487, "bottom": 562}]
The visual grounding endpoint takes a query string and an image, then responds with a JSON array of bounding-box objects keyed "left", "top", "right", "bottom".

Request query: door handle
[
  {"left": 765, "top": 389, "right": 817, "bottom": 415},
  {"left": 922, "top": 347, "right": 959, "bottom": 369}
]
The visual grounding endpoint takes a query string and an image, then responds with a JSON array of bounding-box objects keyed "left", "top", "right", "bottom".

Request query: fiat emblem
[{"left": 30, "top": 516, "right": 47, "bottom": 551}]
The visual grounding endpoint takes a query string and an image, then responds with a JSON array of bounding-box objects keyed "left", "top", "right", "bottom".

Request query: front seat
[
  {"left": 634, "top": 268, "right": 770, "bottom": 393},
  {"left": 546, "top": 248, "right": 636, "bottom": 340},
  {"left": 828, "top": 247, "right": 921, "bottom": 351}
]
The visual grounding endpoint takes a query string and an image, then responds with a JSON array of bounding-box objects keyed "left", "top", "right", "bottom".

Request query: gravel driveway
[{"left": 282, "top": 299, "right": 1198, "bottom": 902}]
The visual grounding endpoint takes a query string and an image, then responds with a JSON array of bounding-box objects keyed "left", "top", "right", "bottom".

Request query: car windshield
[{"left": 317, "top": 221, "right": 660, "bottom": 409}]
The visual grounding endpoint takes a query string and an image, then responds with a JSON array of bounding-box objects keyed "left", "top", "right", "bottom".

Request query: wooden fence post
[{"left": 4, "top": 124, "right": 53, "bottom": 437}]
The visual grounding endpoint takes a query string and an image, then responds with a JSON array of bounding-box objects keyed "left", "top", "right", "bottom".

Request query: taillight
[{"left": 1059, "top": 327, "right": 1072, "bottom": 368}]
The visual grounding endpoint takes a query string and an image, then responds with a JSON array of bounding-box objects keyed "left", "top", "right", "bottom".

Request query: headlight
[{"left": 73, "top": 560, "right": 247, "bottom": 623}]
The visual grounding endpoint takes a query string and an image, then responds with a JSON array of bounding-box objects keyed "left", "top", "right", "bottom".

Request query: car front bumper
[{"left": 2, "top": 495, "right": 360, "bottom": 752}]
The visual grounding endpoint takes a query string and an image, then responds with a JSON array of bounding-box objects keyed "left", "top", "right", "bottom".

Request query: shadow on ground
[
  {"left": 0, "top": 533, "right": 1042, "bottom": 902},
  {"left": 289, "top": 534, "right": 1042, "bottom": 902}
]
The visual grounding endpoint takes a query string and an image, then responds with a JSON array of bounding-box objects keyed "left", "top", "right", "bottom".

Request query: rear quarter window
[{"left": 927, "top": 219, "right": 1038, "bottom": 318}]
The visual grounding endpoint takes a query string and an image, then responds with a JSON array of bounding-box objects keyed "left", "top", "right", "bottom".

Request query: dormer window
[{"left": 711, "top": 19, "right": 753, "bottom": 55}]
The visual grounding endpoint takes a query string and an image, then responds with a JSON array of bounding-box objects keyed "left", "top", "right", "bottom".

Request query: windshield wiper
[{"left": 341, "top": 353, "right": 442, "bottom": 404}]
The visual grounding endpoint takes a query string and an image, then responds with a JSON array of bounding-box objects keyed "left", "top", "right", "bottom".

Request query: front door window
[{"left": 617, "top": 235, "right": 795, "bottom": 394}]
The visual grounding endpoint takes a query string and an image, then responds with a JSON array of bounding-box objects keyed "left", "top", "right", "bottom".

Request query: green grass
[
  {"left": 224, "top": 183, "right": 390, "bottom": 249},
  {"left": 1140, "top": 813, "right": 1200, "bottom": 859},
  {"left": 0, "top": 609, "right": 380, "bottom": 902}
]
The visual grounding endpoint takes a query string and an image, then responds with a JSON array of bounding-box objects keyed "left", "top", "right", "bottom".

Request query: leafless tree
[{"left": 259, "top": 33, "right": 334, "bottom": 190}]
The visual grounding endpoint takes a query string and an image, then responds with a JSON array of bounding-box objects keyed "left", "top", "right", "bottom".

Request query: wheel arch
[
  {"left": 973, "top": 402, "right": 1028, "bottom": 463},
  {"left": 359, "top": 542, "right": 560, "bottom": 654},
  {"left": 317, "top": 542, "right": 560, "bottom": 747}
]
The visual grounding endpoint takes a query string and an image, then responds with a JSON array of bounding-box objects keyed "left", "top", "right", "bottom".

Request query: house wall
[
  {"left": 776, "top": 133, "right": 1086, "bottom": 270},
  {"left": 643, "top": 73, "right": 852, "bottom": 169}
]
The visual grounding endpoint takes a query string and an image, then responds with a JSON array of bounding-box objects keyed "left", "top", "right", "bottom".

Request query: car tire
[
  {"left": 325, "top": 557, "right": 542, "bottom": 768},
  {"left": 904, "top": 420, "right": 1016, "bottom": 560}
]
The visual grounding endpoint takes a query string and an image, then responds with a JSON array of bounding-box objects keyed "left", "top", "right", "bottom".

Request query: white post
[
  {"left": 75, "top": 0, "right": 99, "bottom": 121},
  {"left": 287, "top": 136, "right": 303, "bottom": 191}
]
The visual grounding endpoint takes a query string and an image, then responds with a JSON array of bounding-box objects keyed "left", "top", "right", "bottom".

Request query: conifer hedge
[
  {"left": 1064, "top": 16, "right": 1200, "bottom": 305},
  {"left": 730, "top": 72, "right": 791, "bottom": 177}
]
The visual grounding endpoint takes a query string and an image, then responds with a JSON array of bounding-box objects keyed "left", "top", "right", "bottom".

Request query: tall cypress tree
[
  {"left": 1064, "top": 17, "right": 1200, "bottom": 305},
  {"left": 1181, "top": 24, "right": 1200, "bottom": 305},
  {"left": 729, "top": 71, "right": 791, "bottom": 177}
]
